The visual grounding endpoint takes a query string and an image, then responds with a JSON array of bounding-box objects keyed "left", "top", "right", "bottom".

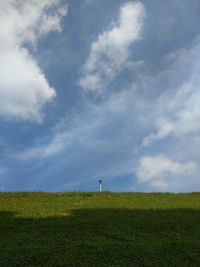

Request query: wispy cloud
[
  {"left": 16, "top": 132, "right": 74, "bottom": 160},
  {"left": 79, "top": 1, "right": 145, "bottom": 91},
  {"left": 14, "top": 34, "right": 200, "bottom": 191},
  {"left": 142, "top": 39, "right": 200, "bottom": 146}
]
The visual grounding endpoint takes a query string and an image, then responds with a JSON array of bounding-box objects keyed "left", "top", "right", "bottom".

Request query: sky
[{"left": 0, "top": 0, "right": 200, "bottom": 192}]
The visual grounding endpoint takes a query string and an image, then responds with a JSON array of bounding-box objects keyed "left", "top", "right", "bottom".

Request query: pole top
[{"left": 99, "top": 179, "right": 102, "bottom": 184}]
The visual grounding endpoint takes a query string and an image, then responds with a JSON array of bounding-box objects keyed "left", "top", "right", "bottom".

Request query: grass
[{"left": 0, "top": 192, "right": 200, "bottom": 266}]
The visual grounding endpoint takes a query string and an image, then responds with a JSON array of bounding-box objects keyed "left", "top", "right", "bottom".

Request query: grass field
[{"left": 0, "top": 192, "right": 200, "bottom": 266}]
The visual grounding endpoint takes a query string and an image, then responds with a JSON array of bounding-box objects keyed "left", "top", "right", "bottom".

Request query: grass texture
[{"left": 0, "top": 192, "right": 200, "bottom": 266}]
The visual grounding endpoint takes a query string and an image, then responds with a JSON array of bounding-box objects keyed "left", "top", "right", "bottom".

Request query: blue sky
[{"left": 0, "top": 0, "right": 200, "bottom": 192}]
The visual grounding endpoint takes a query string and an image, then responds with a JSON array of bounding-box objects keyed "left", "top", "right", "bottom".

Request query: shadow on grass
[{"left": 0, "top": 208, "right": 200, "bottom": 267}]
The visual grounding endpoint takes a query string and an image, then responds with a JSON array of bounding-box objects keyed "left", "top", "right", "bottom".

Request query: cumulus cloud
[
  {"left": 136, "top": 155, "right": 198, "bottom": 191},
  {"left": 0, "top": 0, "right": 67, "bottom": 121},
  {"left": 79, "top": 1, "right": 145, "bottom": 91}
]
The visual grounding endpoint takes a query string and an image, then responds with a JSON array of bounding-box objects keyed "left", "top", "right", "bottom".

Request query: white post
[{"left": 99, "top": 179, "right": 102, "bottom": 192}]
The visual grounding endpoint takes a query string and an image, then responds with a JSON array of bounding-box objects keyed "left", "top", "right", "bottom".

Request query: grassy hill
[{"left": 0, "top": 192, "right": 200, "bottom": 266}]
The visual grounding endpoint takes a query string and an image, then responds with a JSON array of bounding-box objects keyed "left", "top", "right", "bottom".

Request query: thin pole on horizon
[{"left": 99, "top": 179, "right": 102, "bottom": 192}]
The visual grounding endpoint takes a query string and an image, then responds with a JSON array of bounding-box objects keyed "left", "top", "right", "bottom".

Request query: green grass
[{"left": 0, "top": 192, "right": 200, "bottom": 266}]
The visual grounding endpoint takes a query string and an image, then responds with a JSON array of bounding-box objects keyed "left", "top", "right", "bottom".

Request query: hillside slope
[{"left": 0, "top": 192, "right": 200, "bottom": 266}]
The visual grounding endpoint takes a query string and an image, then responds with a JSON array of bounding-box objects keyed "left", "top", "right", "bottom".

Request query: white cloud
[
  {"left": 16, "top": 131, "right": 74, "bottom": 160},
  {"left": 79, "top": 1, "right": 145, "bottom": 91},
  {"left": 142, "top": 40, "right": 200, "bottom": 146},
  {"left": 14, "top": 89, "right": 138, "bottom": 161},
  {"left": 136, "top": 155, "right": 198, "bottom": 190},
  {"left": 0, "top": 0, "right": 67, "bottom": 122},
  {"left": 142, "top": 118, "right": 173, "bottom": 147}
]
